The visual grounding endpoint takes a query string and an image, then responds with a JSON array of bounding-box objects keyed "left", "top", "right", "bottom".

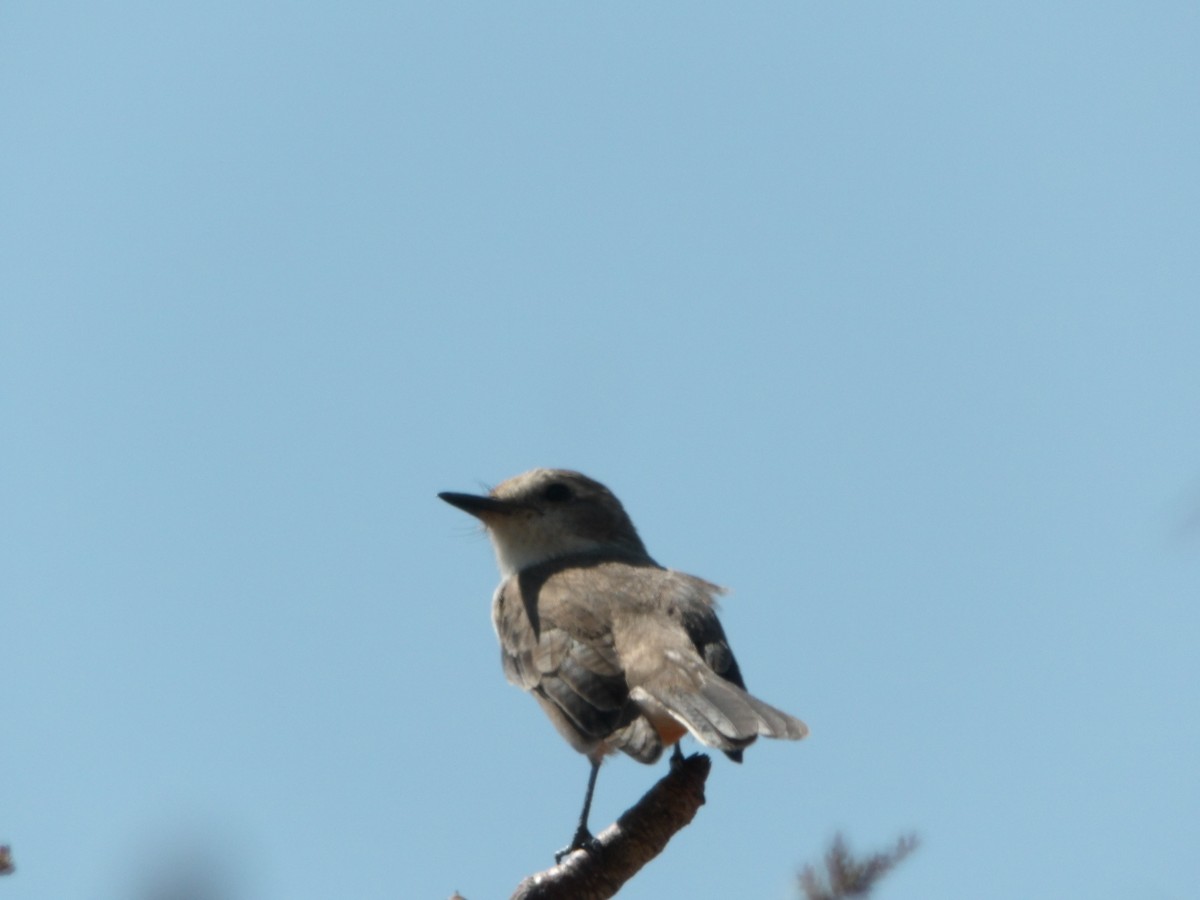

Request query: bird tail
[{"left": 630, "top": 670, "right": 807, "bottom": 756}]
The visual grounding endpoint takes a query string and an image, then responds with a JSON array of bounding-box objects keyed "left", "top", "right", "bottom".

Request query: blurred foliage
[{"left": 799, "top": 832, "right": 919, "bottom": 899}]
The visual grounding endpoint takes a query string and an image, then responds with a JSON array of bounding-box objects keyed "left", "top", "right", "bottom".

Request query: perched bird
[{"left": 439, "top": 468, "right": 807, "bottom": 858}]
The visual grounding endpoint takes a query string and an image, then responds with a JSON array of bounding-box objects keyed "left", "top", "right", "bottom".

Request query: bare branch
[{"left": 510, "top": 753, "right": 712, "bottom": 900}]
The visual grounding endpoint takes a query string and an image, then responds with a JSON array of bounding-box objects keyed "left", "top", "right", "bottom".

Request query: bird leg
[
  {"left": 670, "top": 742, "right": 686, "bottom": 771},
  {"left": 555, "top": 757, "right": 601, "bottom": 862}
]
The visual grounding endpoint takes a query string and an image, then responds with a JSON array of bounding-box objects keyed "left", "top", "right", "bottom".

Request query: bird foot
[
  {"left": 554, "top": 828, "right": 599, "bottom": 863},
  {"left": 669, "top": 743, "right": 687, "bottom": 772}
]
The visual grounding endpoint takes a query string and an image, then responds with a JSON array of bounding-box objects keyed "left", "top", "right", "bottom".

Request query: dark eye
[{"left": 543, "top": 482, "right": 573, "bottom": 503}]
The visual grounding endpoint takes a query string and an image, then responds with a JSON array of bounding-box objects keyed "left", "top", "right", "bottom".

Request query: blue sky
[{"left": 3, "top": 3, "right": 1198, "bottom": 899}]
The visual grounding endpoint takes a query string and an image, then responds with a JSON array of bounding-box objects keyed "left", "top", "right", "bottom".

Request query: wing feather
[{"left": 493, "top": 557, "right": 805, "bottom": 762}]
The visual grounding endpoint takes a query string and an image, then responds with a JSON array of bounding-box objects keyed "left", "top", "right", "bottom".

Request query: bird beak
[{"left": 438, "top": 491, "right": 521, "bottom": 520}]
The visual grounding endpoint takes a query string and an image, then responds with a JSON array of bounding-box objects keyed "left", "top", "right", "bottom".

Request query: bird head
[{"left": 439, "top": 468, "right": 649, "bottom": 575}]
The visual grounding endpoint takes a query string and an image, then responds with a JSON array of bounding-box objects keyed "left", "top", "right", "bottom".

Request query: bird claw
[
  {"left": 554, "top": 829, "right": 599, "bottom": 863},
  {"left": 669, "top": 743, "right": 687, "bottom": 771}
]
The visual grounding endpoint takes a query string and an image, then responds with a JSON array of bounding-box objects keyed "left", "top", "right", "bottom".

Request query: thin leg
[
  {"left": 555, "top": 758, "right": 601, "bottom": 862},
  {"left": 670, "top": 742, "right": 686, "bottom": 770}
]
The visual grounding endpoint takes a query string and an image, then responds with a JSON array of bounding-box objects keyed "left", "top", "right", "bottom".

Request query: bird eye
[{"left": 543, "top": 482, "right": 573, "bottom": 503}]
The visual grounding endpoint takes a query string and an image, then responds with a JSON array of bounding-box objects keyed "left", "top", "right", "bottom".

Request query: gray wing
[
  {"left": 678, "top": 586, "right": 753, "bottom": 761},
  {"left": 605, "top": 566, "right": 809, "bottom": 753},
  {"left": 493, "top": 558, "right": 805, "bottom": 763},
  {"left": 492, "top": 573, "right": 662, "bottom": 763}
]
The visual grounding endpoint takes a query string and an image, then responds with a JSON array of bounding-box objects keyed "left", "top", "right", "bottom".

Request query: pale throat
[{"left": 488, "top": 526, "right": 606, "bottom": 577}]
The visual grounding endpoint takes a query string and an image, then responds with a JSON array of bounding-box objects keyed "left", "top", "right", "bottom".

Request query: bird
[{"left": 438, "top": 468, "right": 808, "bottom": 859}]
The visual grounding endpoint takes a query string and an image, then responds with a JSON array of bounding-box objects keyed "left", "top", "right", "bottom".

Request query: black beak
[{"left": 438, "top": 491, "right": 519, "bottom": 519}]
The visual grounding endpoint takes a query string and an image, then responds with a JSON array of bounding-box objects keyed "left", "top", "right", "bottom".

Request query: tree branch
[{"left": 510, "top": 753, "right": 712, "bottom": 900}]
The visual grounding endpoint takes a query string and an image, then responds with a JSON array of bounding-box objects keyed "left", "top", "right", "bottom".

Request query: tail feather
[
  {"left": 632, "top": 674, "right": 807, "bottom": 753},
  {"left": 612, "top": 715, "right": 664, "bottom": 763},
  {"left": 740, "top": 688, "right": 809, "bottom": 740},
  {"left": 663, "top": 688, "right": 756, "bottom": 752}
]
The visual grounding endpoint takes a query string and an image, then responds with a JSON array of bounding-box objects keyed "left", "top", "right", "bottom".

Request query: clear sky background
[{"left": 3, "top": 3, "right": 1198, "bottom": 899}]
